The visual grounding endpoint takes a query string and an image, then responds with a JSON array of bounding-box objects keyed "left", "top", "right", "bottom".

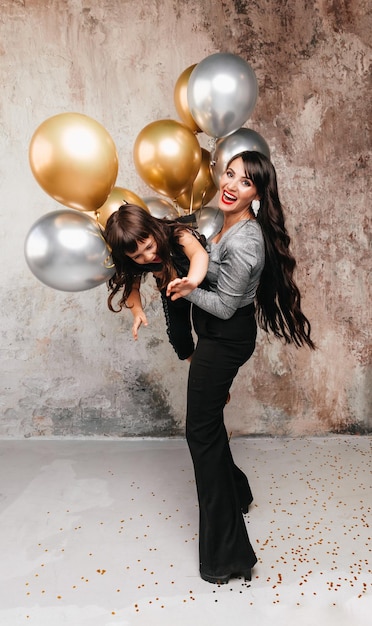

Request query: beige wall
[{"left": 0, "top": 0, "right": 370, "bottom": 437}]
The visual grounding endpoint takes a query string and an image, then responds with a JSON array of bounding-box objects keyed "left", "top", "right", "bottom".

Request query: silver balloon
[
  {"left": 193, "top": 205, "right": 224, "bottom": 242},
  {"left": 210, "top": 128, "right": 271, "bottom": 186},
  {"left": 187, "top": 53, "right": 258, "bottom": 138},
  {"left": 24, "top": 209, "right": 115, "bottom": 292},
  {"left": 143, "top": 196, "right": 180, "bottom": 220}
]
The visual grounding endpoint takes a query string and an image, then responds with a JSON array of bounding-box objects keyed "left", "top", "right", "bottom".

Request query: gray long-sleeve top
[{"left": 185, "top": 219, "right": 265, "bottom": 320}]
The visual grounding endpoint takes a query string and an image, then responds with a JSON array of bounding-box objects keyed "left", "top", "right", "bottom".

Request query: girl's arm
[
  {"left": 166, "top": 229, "right": 208, "bottom": 299},
  {"left": 126, "top": 276, "right": 148, "bottom": 339}
]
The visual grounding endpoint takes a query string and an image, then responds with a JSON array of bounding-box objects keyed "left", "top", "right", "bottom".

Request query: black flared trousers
[{"left": 186, "top": 303, "right": 258, "bottom": 577}]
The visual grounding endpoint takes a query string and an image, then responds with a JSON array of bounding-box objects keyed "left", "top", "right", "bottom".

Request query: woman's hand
[
  {"left": 132, "top": 312, "right": 148, "bottom": 340},
  {"left": 166, "top": 277, "right": 197, "bottom": 301}
]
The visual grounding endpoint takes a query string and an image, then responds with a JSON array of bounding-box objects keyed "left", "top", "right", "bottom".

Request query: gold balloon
[
  {"left": 29, "top": 113, "right": 119, "bottom": 211},
  {"left": 176, "top": 149, "right": 218, "bottom": 211},
  {"left": 133, "top": 119, "right": 202, "bottom": 200},
  {"left": 174, "top": 64, "right": 202, "bottom": 134},
  {"left": 95, "top": 187, "right": 149, "bottom": 227}
]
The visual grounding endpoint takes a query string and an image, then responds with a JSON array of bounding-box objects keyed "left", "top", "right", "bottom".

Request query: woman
[
  {"left": 167, "top": 151, "right": 315, "bottom": 584},
  {"left": 105, "top": 204, "right": 208, "bottom": 361}
]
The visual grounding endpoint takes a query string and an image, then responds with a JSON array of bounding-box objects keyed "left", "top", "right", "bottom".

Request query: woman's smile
[{"left": 221, "top": 190, "right": 238, "bottom": 205}]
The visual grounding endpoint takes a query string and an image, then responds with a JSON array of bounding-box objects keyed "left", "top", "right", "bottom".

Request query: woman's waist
[{"left": 192, "top": 301, "right": 256, "bottom": 341}]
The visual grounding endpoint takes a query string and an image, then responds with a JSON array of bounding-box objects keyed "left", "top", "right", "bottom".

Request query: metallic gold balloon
[
  {"left": 143, "top": 196, "right": 180, "bottom": 220},
  {"left": 176, "top": 148, "right": 218, "bottom": 211},
  {"left": 24, "top": 209, "right": 115, "bottom": 292},
  {"left": 133, "top": 119, "right": 202, "bottom": 200},
  {"left": 174, "top": 64, "right": 202, "bottom": 133},
  {"left": 29, "top": 113, "right": 119, "bottom": 211},
  {"left": 187, "top": 53, "right": 258, "bottom": 138},
  {"left": 95, "top": 186, "right": 149, "bottom": 227},
  {"left": 210, "top": 127, "right": 271, "bottom": 186}
]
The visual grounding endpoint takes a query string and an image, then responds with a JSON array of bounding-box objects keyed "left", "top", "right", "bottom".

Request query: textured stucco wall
[{"left": 0, "top": 0, "right": 370, "bottom": 438}]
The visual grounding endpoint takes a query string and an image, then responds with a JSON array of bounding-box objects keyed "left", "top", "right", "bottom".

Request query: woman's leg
[
  {"left": 186, "top": 305, "right": 257, "bottom": 581},
  {"left": 231, "top": 456, "right": 253, "bottom": 514}
]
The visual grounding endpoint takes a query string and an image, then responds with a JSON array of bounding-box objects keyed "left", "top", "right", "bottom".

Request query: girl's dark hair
[
  {"left": 104, "top": 204, "right": 187, "bottom": 311},
  {"left": 231, "top": 151, "right": 315, "bottom": 349}
]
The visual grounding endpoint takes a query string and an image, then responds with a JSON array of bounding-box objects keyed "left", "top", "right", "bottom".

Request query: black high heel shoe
[{"left": 200, "top": 569, "right": 252, "bottom": 584}]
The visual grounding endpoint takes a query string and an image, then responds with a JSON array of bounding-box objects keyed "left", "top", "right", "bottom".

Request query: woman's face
[
  {"left": 125, "top": 236, "right": 161, "bottom": 265},
  {"left": 218, "top": 157, "right": 259, "bottom": 216}
]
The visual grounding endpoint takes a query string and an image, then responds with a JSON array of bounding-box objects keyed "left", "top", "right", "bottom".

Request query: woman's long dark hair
[
  {"left": 235, "top": 151, "right": 315, "bottom": 349},
  {"left": 104, "top": 204, "right": 187, "bottom": 311}
]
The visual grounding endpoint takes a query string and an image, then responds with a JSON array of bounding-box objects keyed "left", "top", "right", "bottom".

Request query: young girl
[{"left": 104, "top": 203, "right": 209, "bottom": 361}]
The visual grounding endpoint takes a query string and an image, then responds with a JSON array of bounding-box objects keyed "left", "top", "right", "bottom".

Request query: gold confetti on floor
[{"left": 0, "top": 436, "right": 370, "bottom": 625}]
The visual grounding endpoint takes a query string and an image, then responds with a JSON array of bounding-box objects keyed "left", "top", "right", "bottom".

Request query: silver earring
[{"left": 251, "top": 199, "right": 260, "bottom": 216}]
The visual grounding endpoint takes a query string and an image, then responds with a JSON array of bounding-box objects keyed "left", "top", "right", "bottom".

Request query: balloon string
[
  {"left": 92, "top": 212, "right": 115, "bottom": 269},
  {"left": 208, "top": 137, "right": 217, "bottom": 166},
  {"left": 207, "top": 137, "right": 217, "bottom": 151},
  {"left": 189, "top": 189, "right": 194, "bottom": 215},
  {"left": 104, "top": 256, "right": 115, "bottom": 269},
  {"left": 173, "top": 199, "right": 182, "bottom": 216}
]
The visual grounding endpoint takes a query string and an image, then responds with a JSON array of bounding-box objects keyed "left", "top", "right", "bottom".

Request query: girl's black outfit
[{"left": 131, "top": 225, "right": 206, "bottom": 361}]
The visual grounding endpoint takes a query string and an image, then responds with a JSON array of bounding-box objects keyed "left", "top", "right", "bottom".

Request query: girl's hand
[
  {"left": 132, "top": 312, "right": 148, "bottom": 340},
  {"left": 167, "top": 277, "right": 196, "bottom": 301}
]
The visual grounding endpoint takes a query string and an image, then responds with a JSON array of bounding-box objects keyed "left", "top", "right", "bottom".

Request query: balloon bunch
[
  {"left": 132, "top": 52, "right": 270, "bottom": 233},
  {"left": 134, "top": 52, "right": 270, "bottom": 199},
  {"left": 25, "top": 53, "right": 270, "bottom": 292}
]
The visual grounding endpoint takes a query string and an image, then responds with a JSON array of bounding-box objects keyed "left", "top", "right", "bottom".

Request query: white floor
[{"left": 0, "top": 436, "right": 371, "bottom": 626}]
